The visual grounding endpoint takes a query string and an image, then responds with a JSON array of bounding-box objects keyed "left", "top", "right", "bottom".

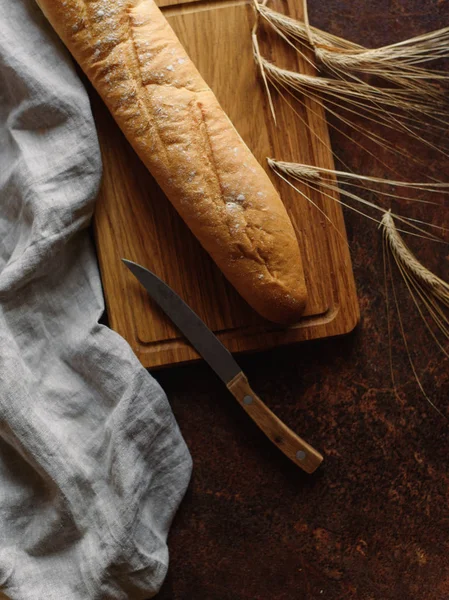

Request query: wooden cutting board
[{"left": 92, "top": 0, "right": 359, "bottom": 369}]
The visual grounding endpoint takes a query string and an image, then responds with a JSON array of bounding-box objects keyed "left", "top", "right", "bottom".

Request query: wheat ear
[
  {"left": 268, "top": 159, "right": 449, "bottom": 241},
  {"left": 382, "top": 211, "right": 449, "bottom": 306},
  {"left": 382, "top": 211, "right": 449, "bottom": 416},
  {"left": 255, "top": 2, "right": 449, "bottom": 96},
  {"left": 256, "top": 56, "right": 449, "bottom": 154}
]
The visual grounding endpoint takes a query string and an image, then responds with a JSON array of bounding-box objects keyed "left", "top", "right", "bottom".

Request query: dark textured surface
[{"left": 154, "top": 2, "right": 449, "bottom": 599}]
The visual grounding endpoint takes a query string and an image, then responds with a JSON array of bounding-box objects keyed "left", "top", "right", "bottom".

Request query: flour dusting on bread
[{"left": 36, "top": 0, "right": 308, "bottom": 323}]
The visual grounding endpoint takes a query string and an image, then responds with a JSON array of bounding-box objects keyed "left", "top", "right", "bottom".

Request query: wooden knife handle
[{"left": 227, "top": 372, "right": 323, "bottom": 474}]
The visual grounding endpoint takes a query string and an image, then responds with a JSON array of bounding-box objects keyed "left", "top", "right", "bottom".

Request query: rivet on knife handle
[{"left": 227, "top": 372, "right": 323, "bottom": 474}]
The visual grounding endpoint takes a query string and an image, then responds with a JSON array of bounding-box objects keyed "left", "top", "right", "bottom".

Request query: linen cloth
[{"left": 0, "top": 1, "right": 192, "bottom": 598}]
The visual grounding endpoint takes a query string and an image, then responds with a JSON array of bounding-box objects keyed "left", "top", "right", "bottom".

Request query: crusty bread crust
[{"left": 37, "top": 0, "right": 307, "bottom": 323}]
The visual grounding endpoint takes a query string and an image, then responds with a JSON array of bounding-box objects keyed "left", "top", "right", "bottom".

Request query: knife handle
[{"left": 227, "top": 372, "right": 323, "bottom": 474}]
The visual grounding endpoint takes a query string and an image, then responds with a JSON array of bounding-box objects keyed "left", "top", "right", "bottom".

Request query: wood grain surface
[{"left": 92, "top": 0, "right": 359, "bottom": 368}]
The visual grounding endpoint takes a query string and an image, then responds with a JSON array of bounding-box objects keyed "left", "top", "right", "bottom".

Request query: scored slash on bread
[{"left": 36, "top": 0, "right": 308, "bottom": 324}]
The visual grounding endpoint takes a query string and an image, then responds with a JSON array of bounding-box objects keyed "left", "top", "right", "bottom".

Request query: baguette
[{"left": 36, "top": 0, "right": 308, "bottom": 324}]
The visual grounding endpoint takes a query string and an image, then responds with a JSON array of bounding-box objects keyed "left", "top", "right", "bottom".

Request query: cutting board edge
[{"left": 132, "top": 292, "right": 360, "bottom": 369}]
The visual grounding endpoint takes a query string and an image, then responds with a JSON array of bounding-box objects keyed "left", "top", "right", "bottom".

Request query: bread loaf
[{"left": 36, "top": 0, "right": 307, "bottom": 324}]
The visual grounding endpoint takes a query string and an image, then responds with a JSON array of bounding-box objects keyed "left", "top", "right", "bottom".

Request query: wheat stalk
[
  {"left": 270, "top": 160, "right": 449, "bottom": 195},
  {"left": 269, "top": 161, "right": 449, "bottom": 412},
  {"left": 265, "top": 71, "right": 447, "bottom": 183},
  {"left": 382, "top": 211, "right": 449, "bottom": 416},
  {"left": 256, "top": 2, "right": 449, "bottom": 91},
  {"left": 252, "top": 1, "right": 449, "bottom": 179},
  {"left": 271, "top": 158, "right": 449, "bottom": 411},
  {"left": 268, "top": 159, "right": 449, "bottom": 241},
  {"left": 254, "top": 1, "right": 449, "bottom": 412},
  {"left": 382, "top": 211, "right": 449, "bottom": 305},
  {"left": 257, "top": 57, "right": 449, "bottom": 139},
  {"left": 256, "top": 3, "right": 358, "bottom": 50},
  {"left": 254, "top": 1, "right": 449, "bottom": 153}
]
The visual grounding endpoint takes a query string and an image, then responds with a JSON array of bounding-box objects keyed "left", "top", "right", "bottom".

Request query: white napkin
[{"left": 0, "top": 1, "right": 192, "bottom": 598}]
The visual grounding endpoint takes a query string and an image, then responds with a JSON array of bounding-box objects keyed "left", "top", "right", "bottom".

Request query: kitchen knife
[{"left": 122, "top": 259, "right": 323, "bottom": 474}]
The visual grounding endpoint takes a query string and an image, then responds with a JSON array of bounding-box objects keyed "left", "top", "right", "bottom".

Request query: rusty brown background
[{"left": 154, "top": 1, "right": 449, "bottom": 598}]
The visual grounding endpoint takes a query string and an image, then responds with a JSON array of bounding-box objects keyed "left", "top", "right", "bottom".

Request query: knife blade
[{"left": 122, "top": 259, "right": 323, "bottom": 474}]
